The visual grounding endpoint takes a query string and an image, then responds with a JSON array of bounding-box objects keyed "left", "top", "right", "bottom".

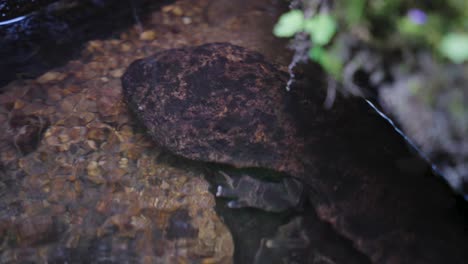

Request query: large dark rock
[
  {"left": 122, "top": 42, "right": 468, "bottom": 263},
  {"left": 122, "top": 42, "right": 304, "bottom": 177}
]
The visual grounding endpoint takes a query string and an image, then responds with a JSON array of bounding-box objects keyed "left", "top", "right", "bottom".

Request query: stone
[
  {"left": 37, "top": 72, "right": 67, "bottom": 84},
  {"left": 122, "top": 43, "right": 304, "bottom": 177},
  {"left": 139, "top": 30, "right": 157, "bottom": 41}
]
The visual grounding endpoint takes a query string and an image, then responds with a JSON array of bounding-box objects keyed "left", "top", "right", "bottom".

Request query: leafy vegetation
[
  {"left": 274, "top": 1, "right": 468, "bottom": 78},
  {"left": 273, "top": 1, "right": 468, "bottom": 197}
]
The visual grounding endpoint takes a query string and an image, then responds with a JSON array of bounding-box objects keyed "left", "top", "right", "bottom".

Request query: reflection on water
[{"left": 0, "top": 16, "right": 27, "bottom": 26}]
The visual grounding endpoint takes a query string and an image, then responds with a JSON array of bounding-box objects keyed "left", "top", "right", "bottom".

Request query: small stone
[
  {"left": 182, "top": 17, "right": 192, "bottom": 25},
  {"left": 139, "top": 30, "right": 157, "bottom": 41},
  {"left": 58, "top": 134, "right": 70, "bottom": 143},
  {"left": 13, "top": 100, "right": 25, "bottom": 110},
  {"left": 87, "top": 161, "right": 99, "bottom": 175},
  {"left": 110, "top": 68, "right": 125, "bottom": 78},
  {"left": 87, "top": 127, "right": 108, "bottom": 141},
  {"left": 119, "top": 157, "right": 129, "bottom": 168},
  {"left": 160, "top": 181, "right": 170, "bottom": 190},
  {"left": 37, "top": 71, "right": 67, "bottom": 84},
  {"left": 171, "top": 6, "right": 183, "bottom": 16},
  {"left": 87, "top": 140, "right": 98, "bottom": 150},
  {"left": 86, "top": 40, "right": 104, "bottom": 53},
  {"left": 162, "top": 5, "right": 183, "bottom": 16},
  {"left": 80, "top": 112, "right": 96, "bottom": 123},
  {"left": 120, "top": 43, "right": 132, "bottom": 52},
  {"left": 87, "top": 161, "right": 105, "bottom": 184}
]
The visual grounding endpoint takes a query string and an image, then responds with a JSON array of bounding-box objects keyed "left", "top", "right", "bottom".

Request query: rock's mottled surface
[
  {"left": 122, "top": 42, "right": 304, "bottom": 177},
  {"left": 122, "top": 42, "right": 468, "bottom": 263}
]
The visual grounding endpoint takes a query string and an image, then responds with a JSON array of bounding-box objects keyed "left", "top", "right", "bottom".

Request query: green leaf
[
  {"left": 398, "top": 17, "right": 424, "bottom": 36},
  {"left": 273, "top": 10, "right": 305, "bottom": 37},
  {"left": 304, "top": 14, "right": 337, "bottom": 45},
  {"left": 439, "top": 33, "right": 468, "bottom": 64},
  {"left": 320, "top": 51, "right": 343, "bottom": 79},
  {"left": 308, "top": 46, "right": 324, "bottom": 61},
  {"left": 344, "top": 0, "right": 366, "bottom": 25},
  {"left": 308, "top": 46, "right": 342, "bottom": 79}
]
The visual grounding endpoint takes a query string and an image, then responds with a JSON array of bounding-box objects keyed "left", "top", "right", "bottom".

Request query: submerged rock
[{"left": 122, "top": 42, "right": 468, "bottom": 263}]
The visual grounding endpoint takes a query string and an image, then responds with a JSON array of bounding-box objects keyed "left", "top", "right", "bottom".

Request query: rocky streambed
[{"left": 1, "top": 0, "right": 467, "bottom": 263}]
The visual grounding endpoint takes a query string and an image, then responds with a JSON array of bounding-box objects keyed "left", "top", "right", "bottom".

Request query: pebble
[
  {"left": 120, "top": 43, "right": 132, "bottom": 52},
  {"left": 110, "top": 68, "right": 125, "bottom": 78},
  {"left": 163, "top": 5, "right": 184, "bottom": 16},
  {"left": 37, "top": 72, "right": 67, "bottom": 84},
  {"left": 182, "top": 17, "right": 192, "bottom": 25},
  {"left": 139, "top": 30, "right": 157, "bottom": 41}
]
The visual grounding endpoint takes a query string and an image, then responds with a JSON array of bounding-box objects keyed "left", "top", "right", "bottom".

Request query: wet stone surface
[{"left": 122, "top": 42, "right": 304, "bottom": 177}]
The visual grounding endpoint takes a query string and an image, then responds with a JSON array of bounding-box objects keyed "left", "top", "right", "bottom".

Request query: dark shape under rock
[{"left": 122, "top": 43, "right": 468, "bottom": 263}]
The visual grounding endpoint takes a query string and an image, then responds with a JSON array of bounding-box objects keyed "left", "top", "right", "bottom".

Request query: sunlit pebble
[
  {"left": 131, "top": 215, "right": 149, "bottom": 229},
  {"left": 95, "top": 200, "right": 108, "bottom": 213},
  {"left": 110, "top": 68, "right": 125, "bottom": 78},
  {"left": 139, "top": 30, "right": 157, "bottom": 41},
  {"left": 182, "top": 17, "right": 192, "bottom": 25},
  {"left": 120, "top": 43, "right": 132, "bottom": 52},
  {"left": 87, "top": 161, "right": 103, "bottom": 181},
  {"left": 87, "top": 140, "right": 98, "bottom": 150},
  {"left": 37, "top": 71, "right": 67, "bottom": 84},
  {"left": 87, "top": 40, "right": 104, "bottom": 52},
  {"left": 58, "top": 133, "right": 70, "bottom": 143},
  {"left": 13, "top": 100, "right": 25, "bottom": 110},
  {"left": 163, "top": 5, "right": 183, "bottom": 16},
  {"left": 58, "top": 144, "right": 70, "bottom": 152},
  {"left": 119, "top": 157, "right": 129, "bottom": 168},
  {"left": 160, "top": 181, "right": 170, "bottom": 190}
]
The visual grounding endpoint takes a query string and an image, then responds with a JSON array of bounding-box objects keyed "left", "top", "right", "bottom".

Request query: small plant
[
  {"left": 273, "top": 0, "right": 468, "bottom": 198},
  {"left": 274, "top": 10, "right": 341, "bottom": 78},
  {"left": 274, "top": 1, "right": 468, "bottom": 81}
]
